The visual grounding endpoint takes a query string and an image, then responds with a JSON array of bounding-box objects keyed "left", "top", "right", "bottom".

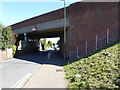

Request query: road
[{"left": 0, "top": 52, "right": 48, "bottom": 89}]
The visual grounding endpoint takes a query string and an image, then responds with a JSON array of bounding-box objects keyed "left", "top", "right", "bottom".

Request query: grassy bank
[{"left": 64, "top": 41, "right": 120, "bottom": 88}]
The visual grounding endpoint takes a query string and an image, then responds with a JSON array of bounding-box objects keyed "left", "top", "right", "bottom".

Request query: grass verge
[{"left": 64, "top": 41, "right": 120, "bottom": 88}]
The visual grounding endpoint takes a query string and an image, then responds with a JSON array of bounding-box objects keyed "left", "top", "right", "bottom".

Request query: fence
[{"left": 69, "top": 28, "right": 120, "bottom": 59}]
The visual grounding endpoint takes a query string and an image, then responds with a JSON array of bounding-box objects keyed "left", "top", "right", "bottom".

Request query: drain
[{"left": 56, "top": 69, "right": 63, "bottom": 72}]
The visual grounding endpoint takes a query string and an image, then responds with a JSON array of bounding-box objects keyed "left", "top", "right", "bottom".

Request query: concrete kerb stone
[
  {"left": 23, "top": 64, "right": 67, "bottom": 88},
  {"left": 22, "top": 54, "right": 49, "bottom": 88},
  {"left": 21, "top": 52, "right": 49, "bottom": 87},
  {"left": 22, "top": 65, "right": 43, "bottom": 88},
  {"left": 20, "top": 50, "right": 68, "bottom": 88},
  {"left": 22, "top": 51, "right": 67, "bottom": 88}
]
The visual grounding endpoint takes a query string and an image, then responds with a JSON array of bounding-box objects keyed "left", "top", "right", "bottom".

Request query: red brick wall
[
  {"left": 118, "top": 2, "right": 120, "bottom": 33},
  {"left": 66, "top": 2, "right": 119, "bottom": 58}
]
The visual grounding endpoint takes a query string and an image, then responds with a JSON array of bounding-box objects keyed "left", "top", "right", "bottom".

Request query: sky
[
  {"left": 0, "top": 0, "right": 81, "bottom": 26},
  {"left": 1, "top": 0, "right": 118, "bottom": 43},
  {"left": 0, "top": 0, "right": 119, "bottom": 26},
  {"left": 0, "top": 0, "right": 81, "bottom": 44}
]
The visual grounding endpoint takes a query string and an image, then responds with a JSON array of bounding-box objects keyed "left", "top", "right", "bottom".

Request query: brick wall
[
  {"left": 116, "top": 2, "right": 119, "bottom": 39},
  {"left": 66, "top": 2, "right": 119, "bottom": 59}
]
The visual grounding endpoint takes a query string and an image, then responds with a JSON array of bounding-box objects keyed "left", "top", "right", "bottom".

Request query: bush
[
  {"left": 14, "top": 45, "right": 30, "bottom": 57},
  {"left": 12, "top": 45, "right": 17, "bottom": 56},
  {"left": 64, "top": 42, "right": 120, "bottom": 88},
  {"left": 0, "top": 24, "right": 12, "bottom": 50}
]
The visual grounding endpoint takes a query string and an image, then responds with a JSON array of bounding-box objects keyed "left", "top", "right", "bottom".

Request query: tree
[
  {"left": 0, "top": 24, "right": 4, "bottom": 49},
  {"left": 12, "top": 33, "right": 18, "bottom": 45},
  {"left": 0, "top": 24, "right": 12, "bottom": 50},
  {"left": 2, "top": 26, "right": 12, "bottom": 48},
  {"left": 47, "top": 40, "right": 53, "bottom": 48},
  {"left": 40, "top": 38, "right": 46, "bottom": 50},
  {"left": 53, "top": 43, "right": 55, "bottom": 46}
]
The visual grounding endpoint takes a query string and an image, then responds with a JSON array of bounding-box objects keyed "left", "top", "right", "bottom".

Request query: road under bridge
[{"left": 11, "top": 2, "right": 119, "bottom": 59}]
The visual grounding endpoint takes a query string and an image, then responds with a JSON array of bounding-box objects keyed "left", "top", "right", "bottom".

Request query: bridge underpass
[
  {"left": 11, "top": 2, "right": 119, "bottom": 60},
  {"left": 12, "top": 16, "right": 69, "bottom": 59},
  {"left": 13, "top": 25, "right": 66, "bottom": 65},
  {"left": 16, "top": 27, "right": 64, "bottom": 53}
]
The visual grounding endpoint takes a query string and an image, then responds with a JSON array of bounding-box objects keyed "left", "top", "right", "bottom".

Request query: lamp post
[{"left": 60, "top": 0, "right": 67, "bottom": 61}]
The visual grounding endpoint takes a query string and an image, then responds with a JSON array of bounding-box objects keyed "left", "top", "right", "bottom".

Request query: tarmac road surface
[{"left": 0, "top": 52, "right": 48, "bottom": 89}]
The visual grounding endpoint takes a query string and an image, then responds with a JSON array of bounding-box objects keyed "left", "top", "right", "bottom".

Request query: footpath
[{"left": 23, "top": 51, "right": 67, "bottom": 88}]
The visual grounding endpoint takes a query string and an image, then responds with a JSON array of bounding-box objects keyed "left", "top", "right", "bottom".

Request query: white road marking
[{"left": 11, "top": 73, "right": 32, "bottom": 88}]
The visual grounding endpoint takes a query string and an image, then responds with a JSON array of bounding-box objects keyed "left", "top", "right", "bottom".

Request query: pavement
[
  {"left": 24, "top": 51, "right": 67, "bottom": 88},
  {"left": 0, "top": 52, "right": 48, "bottom": 89}
]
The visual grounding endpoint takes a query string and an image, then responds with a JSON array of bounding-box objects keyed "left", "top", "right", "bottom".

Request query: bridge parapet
[{"left": 12, "top": 18, "right": 69, "bottom": 34}]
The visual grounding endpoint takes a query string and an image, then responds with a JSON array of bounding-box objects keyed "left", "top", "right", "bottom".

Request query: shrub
[
  {"left": 64, "top": 42, "right": 120, "bottom": 88},
  {"left": 0, "top": 24, "right": 12, "bottom": 50},
  {"left": 12, "top": 45, "right": 17, "bottom": 56}
]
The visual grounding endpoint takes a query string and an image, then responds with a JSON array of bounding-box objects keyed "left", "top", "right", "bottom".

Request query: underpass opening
[
  {"left": 40, "top": 37, "right": 60, "bottom": 51},
  {"left": 13, "top": 28, "right": 65, "bottom": 66},
  {"left": 14, "top": 28, "right": 65, "bottom": 59}
]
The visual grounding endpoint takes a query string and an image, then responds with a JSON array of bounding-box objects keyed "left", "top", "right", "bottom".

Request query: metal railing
[{"left": 69, "top": 28, "right": 119, "bottom": 60}]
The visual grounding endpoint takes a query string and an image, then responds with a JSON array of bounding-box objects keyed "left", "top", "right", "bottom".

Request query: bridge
[{"left": 11, "top": 2, "right": 119, "bottom": 59}]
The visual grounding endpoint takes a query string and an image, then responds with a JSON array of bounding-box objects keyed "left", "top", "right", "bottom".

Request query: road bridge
[{"left": 11, "top": 2, "right": 119, "bottom": 59}]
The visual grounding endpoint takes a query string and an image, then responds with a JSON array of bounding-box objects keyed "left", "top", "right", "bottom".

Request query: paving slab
[{"left": 24, "top": 51, "right": 67, "bottom": 88}]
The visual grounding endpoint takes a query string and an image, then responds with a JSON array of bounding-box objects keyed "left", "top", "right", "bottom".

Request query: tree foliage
[
  {"left": 0, "top": 24, "right": 12, "bottom": 50},
  {"left": 0, "top": 24, "right": 4, "bottom": 49},
  {"left": 12, "top": 33, "right": 18, "bottom": 45},
  {"left": 53, "top": 43, "right": 55, "bottom": 46},
  {"left": 47, "top": 40, "right": 53, "bottom": 48},
  {"left": 40, "top": 39, "right": 46, "bottom": 50}
]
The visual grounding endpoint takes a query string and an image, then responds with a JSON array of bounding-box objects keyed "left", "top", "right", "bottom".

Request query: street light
[{"left": 60, "top": 0, "right": 67, "bottom": 61}]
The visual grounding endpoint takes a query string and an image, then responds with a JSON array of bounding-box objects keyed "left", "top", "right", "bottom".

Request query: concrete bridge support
[
  {"left": 22, "top": 40, "right": 40, "bottom": 53},
  {"left": 21, "top": 32, "right": 40, "bottom": 53},
  {"left": 22, "top": 40, "right": 28, "bottom": 49},
  {"left": 21, "top": 33, "right": 40, "bottom": 53}
]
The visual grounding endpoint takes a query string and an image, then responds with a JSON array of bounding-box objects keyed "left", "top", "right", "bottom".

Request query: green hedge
[
  {"left": 64, "top": 42, "right": 120, "bottom": 88},
  {"left": 12, "top": 45, "right": 17, "bottom": 56}
]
